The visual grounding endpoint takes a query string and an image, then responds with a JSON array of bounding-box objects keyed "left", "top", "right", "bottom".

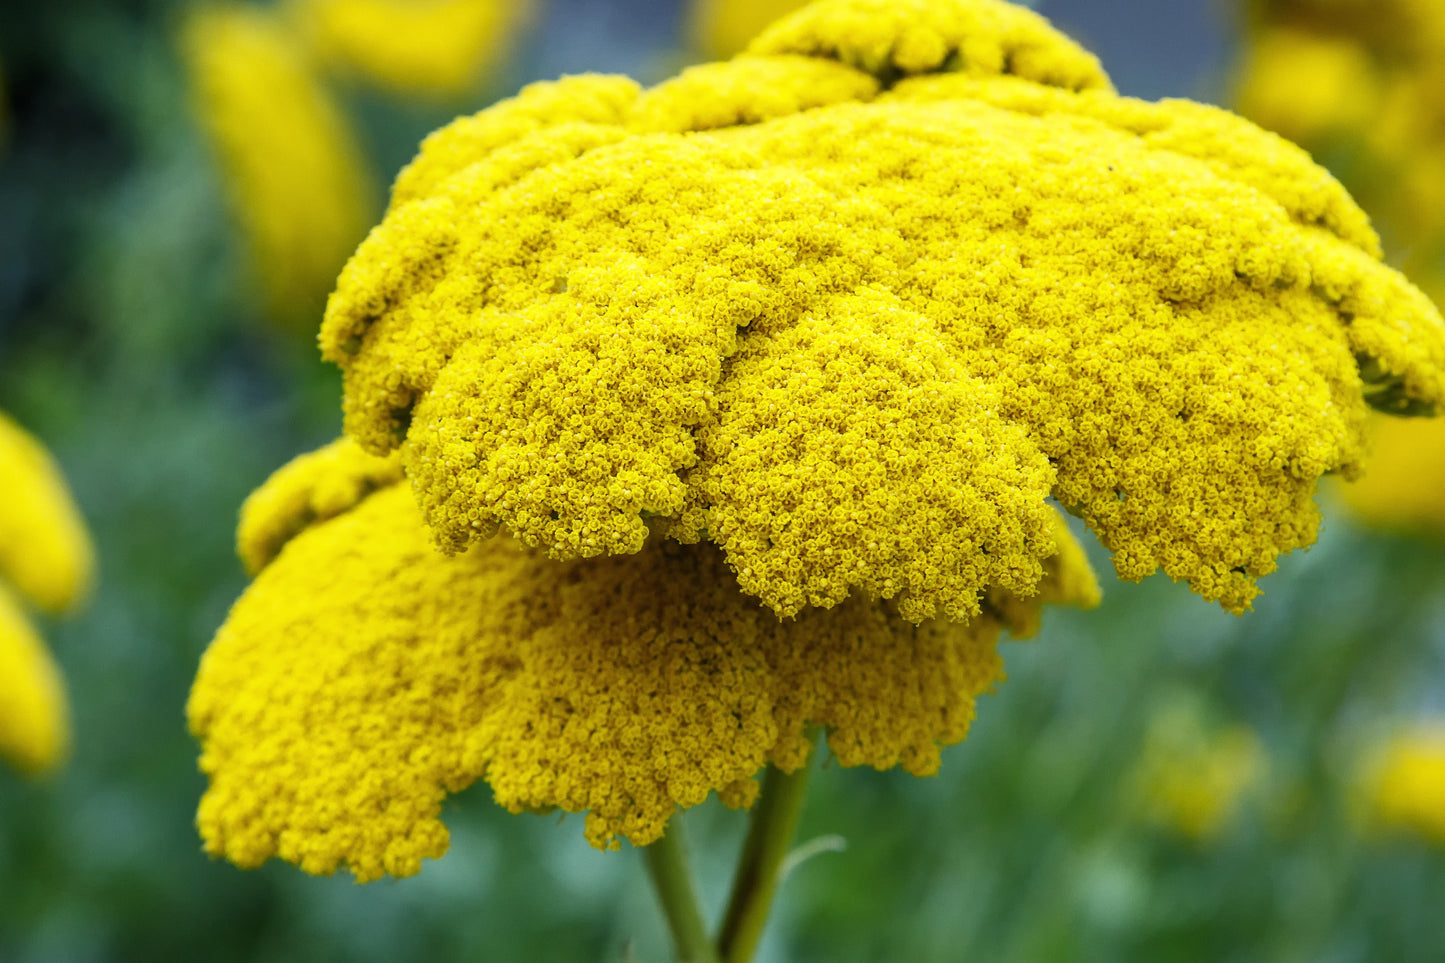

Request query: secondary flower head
[
  {"left": 1132, "top": 699, "right": 1265, "bottom": 842},
  {"left": 0, "top": 412, "right": 93, "bottom": 774},
  {"left": 191, "top": 438, "right": 1098, "bottom": 879},
  {"left": 183, "top": 3, "right": 375, "bottom": 328},
  {"left": 288, "top": 0, "right": 531, "bottom": 100},
  {"left": 1362, "top": 722, "right": 1445, "bottom": 844},
  {"left": 321, "top": 0, "right": 1445, "bottom": 622}
]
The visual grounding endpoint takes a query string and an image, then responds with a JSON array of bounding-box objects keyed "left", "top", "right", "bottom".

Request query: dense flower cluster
[
  {"left": 191, "top": 440, "right": 1097, "bottom": 879},
  {"left": 183, "top": 4, "right": 375, "bottom": 328},
  {"left": 323, "top": 0, "right": 1444, "bottom": 619},
  {"left": 193, "top": 0, "right": 1445, "bottom": 881},
  {"left": 289, "top": 0, "right": 529, "bottom": 99},
  {"left": 0, "top": 413, "right": 92, "bottom": 774}
]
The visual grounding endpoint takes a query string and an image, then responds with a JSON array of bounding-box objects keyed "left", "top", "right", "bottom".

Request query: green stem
[
  {"left": 643, "top": 817, "right": 721, "bottom": 963},
  {"left": 716, "top": 730, "right": 820, "bottom": 963}
]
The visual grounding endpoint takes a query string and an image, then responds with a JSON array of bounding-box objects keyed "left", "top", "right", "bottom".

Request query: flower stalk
[
  {"left": 644, "top": 818, "right": 721, "bottom": 963},
  {"left": 716, "top": 729, "right": 820, "bottom": 963}
]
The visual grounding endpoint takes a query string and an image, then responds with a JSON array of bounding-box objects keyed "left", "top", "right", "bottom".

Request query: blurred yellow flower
[
  {"left": 1337, "top": 413, "right": 1445, "bottom": 534},
  {"left": 1134, "top": 702, "right": 1265, "bottom": 842},
  {"left": 289, "top": 0, "right": 530, "bottom": 100},
  {"left": 1237, "top": 0, "right": 1445, "bottom": 295},
  {"left": 193, "top": 0, "right": 1445, "bottom": 882},
  {"left": 190, "top": 440, "right": 1098, "bottom": 879},
  {"left": 182, "top": 4, "right": 375, "bottom": 330},
  {"left": 0, "top": 412, "right": 93, "bottom": 774},
  {"left": 689, "top": 0, "right": 812, "bottom": 59},
  {"left": 1365, "top": 723, "right": 1445, "bottom": 844}
]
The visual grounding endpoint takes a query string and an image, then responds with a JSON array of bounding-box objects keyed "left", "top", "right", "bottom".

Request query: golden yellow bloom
[
  {"left": 190, "top": 440, "right": 1098, "bottom": 879},
  {"left": 0, "top": 586, "right": 69, "bottom": 775},
  {"left": 1237, "top": 0, "right": 1445, "bottom": 284},
  {"left": 182, "top": 4, "right": 375, "bottom": 329},
  {"left": 321, "top": 0, "right": 1445, "bottom": 621},
  {"left": 289, "top": 0, "right": 530, "bottom": 100},
  {"left": 0, "top": 413, "right": 93, "bottom": 616},
  {"left": 0, "top": 412, "right": 93, "bottom": 774},
  {"left": 1336, "top": 413, "right": 1445, "bottom": 533},
  {"left": 689, "top": 0, "right": 812, "bottom": 60},
  {"left": 1364, "top": 723, "right": 1445, "bottom": 844},
  {"left": 1134, "top": 702, "right": 1265, "bottom": 842}
]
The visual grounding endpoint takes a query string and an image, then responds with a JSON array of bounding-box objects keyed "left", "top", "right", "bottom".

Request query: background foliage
[{"left": 2, "top": 1, "right": 1442, "bottom": 960}]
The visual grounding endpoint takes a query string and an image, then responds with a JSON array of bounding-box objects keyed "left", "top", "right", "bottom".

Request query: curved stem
[
  {"left": 716, "top": 729, "right": 820, "bottom": 963},
  {"left": 643, "top": 818, "right": 721, "bottom": 963}
]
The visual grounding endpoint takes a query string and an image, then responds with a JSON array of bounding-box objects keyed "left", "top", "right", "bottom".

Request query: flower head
[
  {"left": 689, "top": 0, "right": 812, "bottom": 60},
  {"left": 1336, "top": 413, "right": 1445, "bottom": 534},
  {"left": 0, "top": 413, "right": 92, "bottom": 774},
  {"left": 288, "top": 0, "right": 531, "bottom": 100},
  {"left": 195, "top": 0, "right": 1445, "bottom": 882},
  {"left": 1363, "top": 722, "right": 1445, "bottom": 844},
  {"left": 182, "top": 4, "right": 375, "bottom": 328},
  {"left": 191, "top": 439, "right": 1097, "bottom": 879},
  {"left": 1132, "top": 699, "right": 1265, "bottom": 842},
  {"left": 320, "top": 0, "right": 1445, "bottom": 621}
]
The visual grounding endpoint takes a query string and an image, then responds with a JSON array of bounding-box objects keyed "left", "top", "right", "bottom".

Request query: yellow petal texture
[
  {"left": 182, "top": 4, "right": 375, "bottom": 328},
  {"left": 320, "top": 0, "right": 1445, "bottom": 619},
  {"left": 0, "top": 585, "right": 69, "bottom": 775},
  {"left": 237, "top": 436, "right": 404, "bottom": 575},
  {"left": 1337, "top": 413, "right": 1445, "bottom": 533},
  {"left": 289, "top": 0, "right": 530, "bottom": 99},
  {"left": 1365, "top": 723, "right": 1445, "bottom": 844},
  {"left": 190, "top": 442, "right": 1097, "bottom": 878},
  {"left": 0, "top": 412, "right": 93, "bottom": 616}
]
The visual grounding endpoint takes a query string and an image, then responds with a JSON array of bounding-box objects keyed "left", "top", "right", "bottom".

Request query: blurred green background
[{"left": 2, "top": 1, "right": 1444, "bottom": 960}]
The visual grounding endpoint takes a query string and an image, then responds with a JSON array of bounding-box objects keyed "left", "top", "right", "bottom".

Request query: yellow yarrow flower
[
  {"left": 190, "top": 439, "right": 1098, "bottom": 879},
  {"left": 1364, "top": 723, "right": 1445, "bottom": 844},
  {"left": 689, "top": 0, "right": 812, "bottom": 60},
  {"left": 1237, "top": 0, "right": 1445, "bottom": 283},
  {"left": 182, "top": 4, "right": 375, "bottom": 329},
  {"left": 1336, "top": 413, "right": 1445, "bottom": 534},
  {"left": 321, "top": 0, "right": 1445, "bottom": 621},
  {"left": 1133, "top": 701, "right": 1265, "bottom": 842},
  {"left": 0, "top": 412, "right": 93, "bottom": 774},
  {"left": 288, "top": 0, "right": 530, "bottom": 100},
  {"left": 193, "top": 0, "right": 1445, "bottom": 882}
]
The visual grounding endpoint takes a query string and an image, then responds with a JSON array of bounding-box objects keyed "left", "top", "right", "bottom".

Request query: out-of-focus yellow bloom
[
  {"left": 193, "top": 0, "right": 1445, "bottom": 882},
  {"left": 1235, "top": 28, "right": 1378, "bottom": 145},
  {"left": 1237, "top": 0, "right": 1445, "bottom": 292},
  {"left": 689, "top": 0, "right": 812, "bottom": 59},
  {"left": 1337, "top": 413, "right": 1445, "bottom": 533},
  {"left": 289, "top": 0, "right": 530, "bottom": 100},
  {"left": 1135, "top": 703, "right": 1265, "bottom": 842},
  {"left": 0, "top": 412, "right": 93, "bottom": 774},
  {"left": 1364, "top": 723, "right": 1445, "bottom": 843},
  {"left": 182, "top": 4, "right": 375, "bottom": 329},
  {"left": 323, "top": 0, "right": 1444, "bottom": 620},
  {"left": 190, "top": 440, "right": 1099, "bottom": 879}
]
